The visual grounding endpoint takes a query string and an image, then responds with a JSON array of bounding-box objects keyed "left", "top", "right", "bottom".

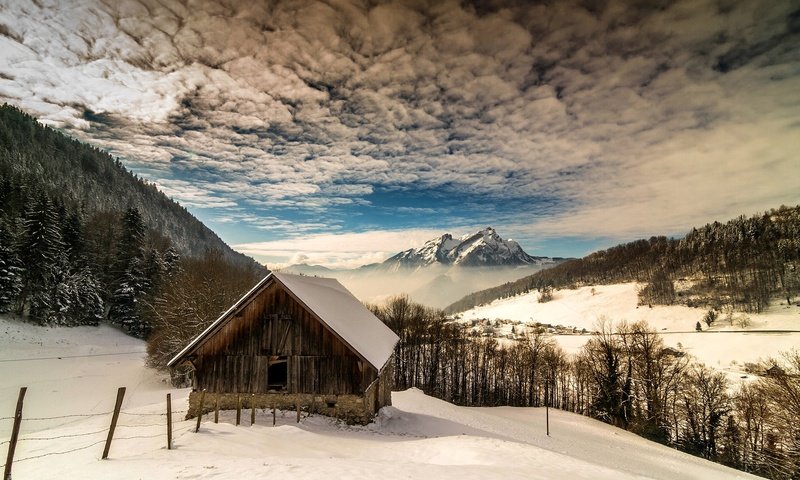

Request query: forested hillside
[
  {"left": 445, "top": 206, "right": 800, "bottom": 314},
  {"left": 0, "top": 104, "right": 256, "bottom": 267},
  {"left": 0, "top": 104, "right": 265, "bottom": 337}
]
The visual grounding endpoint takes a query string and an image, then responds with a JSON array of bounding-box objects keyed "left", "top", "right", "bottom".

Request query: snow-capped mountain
[{"left": 380, "top": 227, "right": 552, "bottom": 270}]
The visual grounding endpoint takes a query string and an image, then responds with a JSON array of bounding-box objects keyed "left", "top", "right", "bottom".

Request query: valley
[{"left": 455, "top": 282, "right": 800, "bottom": 382}]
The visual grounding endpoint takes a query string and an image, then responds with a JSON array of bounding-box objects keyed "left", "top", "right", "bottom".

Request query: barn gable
[{"left": 168, "top": 272, "right": 398, "bottom": 372}]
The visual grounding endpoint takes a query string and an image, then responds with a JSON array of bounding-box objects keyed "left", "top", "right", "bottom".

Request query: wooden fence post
[
  {"left": 3, "top": 386, "right": 26, "bottom": 480},
  {"left": 166, "top": 393, "right": 172, "bottom": 450},
  {"left": 195, "top": 389, "right": 206, "bottom": 433},
  {"left": 296, "top": 396, "right": 300, "bottom": 423},
  {"left": 214, "top": 394, "right": 219, "bottom": 424},
  {"left": 102, "top": 387, "right": 126, "bottom": 459},
  {"left": 545, "top": 379, "right": 550, "bottom": 437},
  {"left": 235, "top": 395, "right": 241, "bottom": 426},
  {"left": 250, "top": 394, "right": 256, "bottom": 426},
  {"left": 272, "top": 403, "right": 276, "bottom": 426}
]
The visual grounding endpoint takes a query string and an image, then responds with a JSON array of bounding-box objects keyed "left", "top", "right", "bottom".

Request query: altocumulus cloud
[{"left": 0, "top": 0, "right": 798, "bottom": 264}]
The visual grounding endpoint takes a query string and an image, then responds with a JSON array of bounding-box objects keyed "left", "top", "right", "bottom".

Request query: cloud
[
  {"left": 233, "top": 228, "right": 452, "bottom": 268},
  {"left": 0, "top": 0, "right": 797, "bottom": 261}
]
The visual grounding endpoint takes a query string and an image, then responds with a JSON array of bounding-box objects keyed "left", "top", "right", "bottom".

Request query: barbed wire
[
  {"left": 0, "top": 351, "right": 144, "bottom": 363},
  {"left": 17, "top": 429, "right": 108, "bottom": 441},
  {"left": 19, "top": 412, "right": 113, "bottom": 421},
  {"left": 114, "top": 424, "right": 195, "bottom": 442},
  {"left": 114, "top": 432, "right": 164, "bottom": 441},
  {"left": 117, "top": 422, "right": 166, "bottom": 428},
  {"left": 0, "top": 424, "right": 196, "bottom": 469},
  {"left": 0, "top": 439, "right": 107, "bottom": 467},
  {"left": 120, "top": 410, "right": 188, "bottom": 417}
]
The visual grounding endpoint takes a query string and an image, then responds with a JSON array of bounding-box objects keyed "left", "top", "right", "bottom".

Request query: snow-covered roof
[
  {"left": 273, "top": 272, "right": 399, "bottom": 370},
  {"left": 167, "top": 272, "right": 399, "bottom": 371}
]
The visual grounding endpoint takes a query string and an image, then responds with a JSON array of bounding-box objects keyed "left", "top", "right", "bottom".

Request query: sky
[{"left": 0, "top": 0, "right": 798, "bottom": 268}]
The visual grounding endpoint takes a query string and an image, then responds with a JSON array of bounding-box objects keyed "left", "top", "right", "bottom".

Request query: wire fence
[
  {"left": 0, "top": 423, "right": 198, "bottom": 467},
  {"left": 1, "top": 387, "right": 194, "bottom": 473},
  {"left": 2, "top": 387, "right": 311, "bottom": 473}
]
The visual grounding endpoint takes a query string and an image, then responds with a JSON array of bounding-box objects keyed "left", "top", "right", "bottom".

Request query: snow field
[
  {"left": 458, "top": 283, "right": 800, "bottom": 378},
  {"left": 1, "top": 315, "right": 758, "bottom": 479}
]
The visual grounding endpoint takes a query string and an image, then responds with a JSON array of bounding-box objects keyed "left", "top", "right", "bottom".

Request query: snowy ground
[
  {"left": 0, "top": 315, "right": 757, "bottom": 479},
  {"left": 458, "top": 283, "right": 800, "bottom": 379}
]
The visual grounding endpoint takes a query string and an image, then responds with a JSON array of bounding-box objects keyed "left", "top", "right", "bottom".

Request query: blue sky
[{"left": 1, "top": 0, "right": 798, "bottom": 268}]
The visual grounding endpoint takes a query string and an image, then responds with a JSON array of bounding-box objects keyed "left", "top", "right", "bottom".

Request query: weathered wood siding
[{"left": 191, "top": 280, "right": 378, "bottom": 395}]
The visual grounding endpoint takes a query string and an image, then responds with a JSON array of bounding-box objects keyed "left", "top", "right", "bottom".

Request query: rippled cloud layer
[{"left": 1, "top": 0, "right": 798, "bottom": 264}]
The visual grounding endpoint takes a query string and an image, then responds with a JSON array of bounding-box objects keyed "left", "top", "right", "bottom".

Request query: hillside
[
  {"left": 0, "top": 104, "right": 257, "bottom": 270},
  {"left": 457, "top": 282, "right": 800, "bottom": 381},
  {"left": 0, "top": 315, "right": 754, "bottom": 480},
  {"left": 0, "top": 104, "right": 265, "bottom": 337},
  {"left": 445, "top": 206, "right": 800, "bottom": 315}
]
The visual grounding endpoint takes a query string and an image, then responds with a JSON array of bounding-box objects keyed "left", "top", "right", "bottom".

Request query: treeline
[
  {"left": 0, "top": 188, "right": 262, "bottom": 339},
  {"left": 0, "top": 103, "right": 266, "bottom": 338},
  {"left": 375, "top": 296, "right": 800, "bottom": 479},
  {"left": 445, "top": 206, "right": 800, "bottom": 314}
]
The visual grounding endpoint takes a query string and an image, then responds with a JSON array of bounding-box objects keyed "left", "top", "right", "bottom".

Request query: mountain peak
[{"left": 383, "top": 228, "right": 552, "bottom": 269}]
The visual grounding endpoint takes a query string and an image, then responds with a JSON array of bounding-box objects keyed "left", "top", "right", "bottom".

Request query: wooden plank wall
[{"left": 192, "top": 281, "right": 378, "bottom": 395}]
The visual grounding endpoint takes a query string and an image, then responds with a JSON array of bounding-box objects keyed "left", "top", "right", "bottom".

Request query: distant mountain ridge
[
  {"left": 380, "top": 227, "right": 553, "bottom": 270},
  {"left": 280, "top": 228, "right": 562, "bottom": 308}
]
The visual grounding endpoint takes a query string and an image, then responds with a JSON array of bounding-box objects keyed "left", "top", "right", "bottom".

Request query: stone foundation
[{"left": 187, "top": 391, "right": 376, "bottom": 425}]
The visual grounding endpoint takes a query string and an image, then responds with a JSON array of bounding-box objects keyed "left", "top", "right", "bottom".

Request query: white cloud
[
  {"left": 233, "top": 228, "right": 453, "bottom": 269},
  {"left": 0, "top": 0, "right": 797, "bottom": 253}
]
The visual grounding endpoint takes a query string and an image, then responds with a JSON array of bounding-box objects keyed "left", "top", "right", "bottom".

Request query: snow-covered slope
[
  {"left": 457, "top": 283, "right": 800, "bottom": 378},
  {"left": 381, "top": 227, "right": 554, "bottom": 270},
  {"left": 0, "top": 315, "right": 758, "bottom": 479}
]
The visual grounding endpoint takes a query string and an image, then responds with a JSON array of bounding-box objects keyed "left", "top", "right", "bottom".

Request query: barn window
[{"left": 268, "top": 356, "right": 288, "bottom": 391}]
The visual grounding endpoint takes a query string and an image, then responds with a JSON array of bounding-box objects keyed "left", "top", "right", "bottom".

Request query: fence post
[
  {"left": 272, "top": 403, "right": 276, "bottom": 426},
  {"left": 250, "top": 394, "right": 256, "bottom": 426},
  {"left": 545, "top": 379, "right": 550, "bottom": 437},
  {"left": 296, "top": 396, "right": 300, "bottom": 423},
  {"left": 102, "top": 387, "right": 126, "bottom": 459},
  {"left": 214, "top": 394, "right": 219, "bottom": 424},
  {"left": 235, "top": 395, "right": 241, "bottom": 426},
  {"left": 166, "top": 393, "right": 172, "bottom": 450},
  {"left": 195, "top": 390, "right": 206, "bottom": 433},
  {"left": 3, "top": 386, "right": 26, "bottom": 480}
]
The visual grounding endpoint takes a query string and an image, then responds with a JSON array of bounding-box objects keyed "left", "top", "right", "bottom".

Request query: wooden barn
[{"left": 167, "top": 272, "right": 399, "bottom": 424}]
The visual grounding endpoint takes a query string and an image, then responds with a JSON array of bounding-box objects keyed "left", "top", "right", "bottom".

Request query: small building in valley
[{"left": 167, "top": 272, "right": 399, "bottom": 424}]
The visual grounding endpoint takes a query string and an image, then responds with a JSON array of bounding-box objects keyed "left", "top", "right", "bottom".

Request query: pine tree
[
  {"left": 110, "top": 258, "right": 149, "bottom": 337},
  {"left": 114, "top": 208, "right": 145, "bottom": 276},
  {"left": 61, "top": 210, "right": 84, "bottom": 267},
  {"left": 0, "top": 216, "right": 22, "bottom": 312},
  {"left": 109, "top": 208, "right": 148, "bottom": 334},
  {"left": 19, "top": 195, "right": 66, "bottom": 322},
  {"left": 74, "top": 268, "right": 104, "bottom": 325}
]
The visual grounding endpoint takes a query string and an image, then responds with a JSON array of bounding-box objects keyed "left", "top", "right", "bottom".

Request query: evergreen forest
[{"left": 0, "top": 104, "right": 265, "bottom": 337}]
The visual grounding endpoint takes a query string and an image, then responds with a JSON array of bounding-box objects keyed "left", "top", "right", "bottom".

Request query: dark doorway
[{"left": 268, "top": 356, "right": 288, "bottom": 391}]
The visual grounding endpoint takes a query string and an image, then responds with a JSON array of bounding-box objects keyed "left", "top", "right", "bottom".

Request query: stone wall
[{"left": 187, "top": 390, "right": 375, "bottom": 425}]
